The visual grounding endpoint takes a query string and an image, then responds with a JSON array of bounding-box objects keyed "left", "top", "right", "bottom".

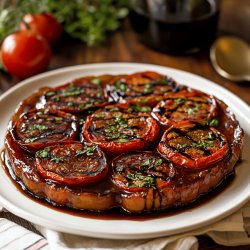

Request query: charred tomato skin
[
  {"left": 42, "top": 78, "right": 109, "bottom": 113},
  {"left": 15, "top": 109, "right": 78, "bottom": 152},
  {"left": 111, "top": 151, "right": 175, "bottom": 192},
  {"left": 35, "top": 142, "right": 108, "bottom": 186},
  {"left": 82, "top": 103, "right": 160, "bottom": 154},
  {"left": 157, "top": 120, "right": 230, "bottom": 170},
  {"left": 106, "top": 71, "right": 179, "bottom": 106},
  {"left": 152, "top": 89, "right": 218, "bottom": 127}
]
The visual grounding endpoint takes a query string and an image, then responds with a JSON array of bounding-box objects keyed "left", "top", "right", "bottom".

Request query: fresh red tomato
[
  {"left": 20, "top": 13, "right": 62, "bottom": 46},
  {"left": 1, "top": 30, "right": 51, "bottom": 79}
]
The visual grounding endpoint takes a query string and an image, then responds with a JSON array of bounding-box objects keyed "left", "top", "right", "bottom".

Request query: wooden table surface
[{"left": 0, "top": 1, "right": 250, "bottom": 249}]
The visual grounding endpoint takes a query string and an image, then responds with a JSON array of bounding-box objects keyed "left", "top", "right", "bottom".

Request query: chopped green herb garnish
[
  {"left": 158, "top": 78, "right": 169, "bottom": 84},
  {"left": 55, "top": 117, "right": 63, "bottom": 121},
  {"left": 115, "top": 116, "right": 126, "bottom": 125},
  {"left": 105, "top": 125, "right": 116, "bottom": 133},
  {"left": 114, "top": 112, "right": 122, "bottom": 118},
  {"left": 109, "top": 107, "right": 119, "bottom": 112},
  {"left": 25, "top": 137, "right": 39, "bottom": 143},
  {"left": 44, "top": 109, "right": 49, "bottom": 115},
  {"left": 185, "top": 105, "right": 200, "bottom": 115},
  {"left": 176, "top": 144, "right": 188, "bottom": 149},
  {"left": 141, "top": 159, "right": 151, "bottom": 167},
  {"left": 126, "top": 172, "right": 155, "bottom": 188},
  {"left": 139, "top": 98, "right": 149, "bottom": 103},
  {"left": 118, "top": 138, "right": 129, "bottom": 143},
  {"left": 51, "top": 156, "right": 63, "bottom": 163},
  {"left": 37, "top": 147, "right": 50, "bottom": 158},
  {"left": 207, "top": 132, "right": 214, "bottom": 140},
  {"left": 83, "top": 103, "right": 93, "bottom": 109},
  {"left": 91, "top": 78, "right": 101, "bottom": 85},
  {"left": 174, "top": 98, "right": 185, "bottom": 104},
  {"left": 114, "top": 81, "right": 127, "bottom": 92},
  {"left": 96, "top": 91, "right": 102, "bottom": 98},
  {"left": 94, "top": 113, "right": 105, "bottom": 118},
  {"left": 63, "top": 86, "right": 84, "bottom": 96},
  {"left": 141, "top": 158, "right": 163, "bottom": 167},
  {"left": 27, "top": 124, "right": 49, "bottom": 132},
  {"left": 144, "top": 83, "right": 153, "bottom": 94},
  {"left": 129, "top": 105, "right": 151, "bottom": 113},
  {"left": 46, "top": 91, "right": 56, "bottom": 97},
  {"left": 207, "top": 118, "right": 219, "bottom": 127},
  {"left": 139, "top": 106, "right": 151, "bottom": 112},
  {"left": 78, "top": 104, "right": 86, "bottom": 109},
  {"left": 76, "top": 145, "right": 97, "bottom": 156},
  {"left": 111, "top": 133, "right": 121, "bottom": 139},
  {"left": 192, "top": 140, "right": 214, "bottom": 149},
  {"left": 176, "top": 140, "right": 214, "bottom": 150},
  {"left": 155, "top": 158, "right": 163, "bottom": 166},
  {"left": 79, "top": 118, "right": 85, "bottom": 125},
  {"left": 116, "top": 166, "right": 123, "bottom": 172}
]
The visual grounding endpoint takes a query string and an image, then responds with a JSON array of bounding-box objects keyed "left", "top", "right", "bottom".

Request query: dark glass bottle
[{"left": 129, "top": 0, "right": 219, "bottom": 54}]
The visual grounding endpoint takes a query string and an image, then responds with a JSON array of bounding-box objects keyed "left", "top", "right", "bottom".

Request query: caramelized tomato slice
[
  {"left": 112, "top": 151, "right": 175, "bottom": 192},
  {"left": 106, "top": 71, "right": 179, "bottom": 106},
  {"left": 41, "top": 76, "right": 109, "bottom": 113},
  {"left": 15, "top": 109, "right": 78, "bottom": 151},
  {"left": 158, "top": 120, "right": 229, "bottom": 170},
  {"left": 36, "top": 142, "right": 108, "bottom": 186},
  {"left": 82, "top": 103, "right": 160, "bottom": 154},
  {"left": 152, "top": 89, "right": 218, "bottom": 127}
]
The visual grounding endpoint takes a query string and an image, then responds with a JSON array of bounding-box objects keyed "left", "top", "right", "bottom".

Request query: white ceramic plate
[{"left": 0, "top": 63, "right": 250, "bottom": 239}]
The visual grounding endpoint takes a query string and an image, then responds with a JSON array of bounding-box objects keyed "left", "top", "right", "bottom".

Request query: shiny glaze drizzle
[{"left": 3, "top": 71, "right": 244, "bottom": 215}]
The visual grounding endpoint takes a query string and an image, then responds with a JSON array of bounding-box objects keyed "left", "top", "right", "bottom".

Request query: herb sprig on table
[{"left": 0, "top": 0, "right": 129, "bottom": 45}]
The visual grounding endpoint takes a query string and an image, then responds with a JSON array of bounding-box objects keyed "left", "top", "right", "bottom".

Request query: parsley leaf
[
  {"left": 126, "top": 172, "right": 155, "bottom": 188},
  {"left": 37, "top": 147, "right": 50, "bottom": 158},
  {"left": 76, "top": 145, "right": 97, "bottom": 156},
  {"left": 207, "top": 118, "right": 219, "bottom": 127}
]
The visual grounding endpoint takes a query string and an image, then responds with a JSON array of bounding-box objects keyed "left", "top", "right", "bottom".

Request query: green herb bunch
[{"left": 0, "top": 0, "right": 129, "bottom": 45}]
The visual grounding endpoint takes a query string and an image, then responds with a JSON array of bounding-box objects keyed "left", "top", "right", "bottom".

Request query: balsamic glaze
[{"left": 1, "top": 149, "right": 234, "bottom": 221}]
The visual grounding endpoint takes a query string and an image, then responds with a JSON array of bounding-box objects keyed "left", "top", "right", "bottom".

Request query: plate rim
[{"left": 0, "top": 62, "right": 250, "bottom": 239}]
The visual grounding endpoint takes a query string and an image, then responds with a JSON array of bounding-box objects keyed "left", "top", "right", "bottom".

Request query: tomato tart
[{"left": 3, "top": 71, "right": 244, "bottom": 214}]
